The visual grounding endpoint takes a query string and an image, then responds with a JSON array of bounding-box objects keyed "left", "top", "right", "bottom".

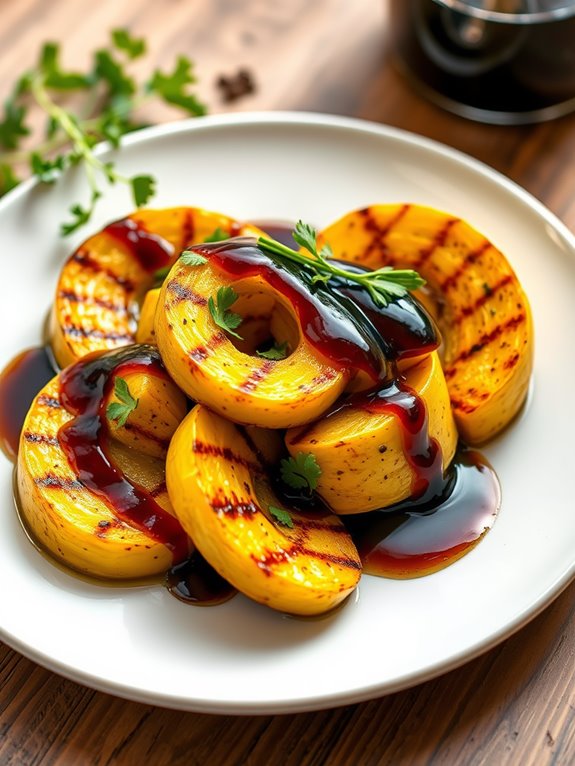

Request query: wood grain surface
[{"left": 1, "top": 1, "right": 575, "bottom": 764}]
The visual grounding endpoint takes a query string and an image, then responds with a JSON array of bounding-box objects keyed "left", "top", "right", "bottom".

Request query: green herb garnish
[
  {"left": 106, "top": 377, "right": 139, "bottom": 427},
  {"left": 280, "top": 452, "right": 322, "bottom": 493},
  {"left": 208, "top": 286, "right": 243, "bottom": 339},
  {"left": 203, "top": 227, "right": 230, "bottom": 243},
  {"left": 269, "top": 505, "right": 294, "bottom": 528},
  {"left": 257, "top": 341, "right": 288, "bottom": 360},
  {"left": 0, "top": 30, "right": 205, "bottom": 234},
  {"left": 181, "top": 250, "right": 208, "bottom": 267},
  {"left": 258, "top": 221, "right": 425, "bottom": 307}
]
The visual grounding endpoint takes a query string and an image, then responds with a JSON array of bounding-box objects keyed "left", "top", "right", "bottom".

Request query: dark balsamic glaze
[
  {"left": 58, "top": 345, "right": 189, "bottom": 563},
  {"left": 105, "top": 217, "right": 174, "bottom": 273},
  {"left": 343, "top": 449, "right": 500, "bottom": 578},
  {"left": 0, "top": 346, "right": 57, "bottom": 460},
  {"left": 329, "top": 261, "right": 439, "bottom": 361},
  {"left": 166, "top": 550, "right": 237, "bottom": 605},
  {"left": 189, "top": 237, "right": 438, "bottom": 381}
]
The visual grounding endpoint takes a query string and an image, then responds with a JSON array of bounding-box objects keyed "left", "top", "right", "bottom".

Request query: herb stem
[{"left": 257, "top": 232, "right": 425, "bottom": 307}]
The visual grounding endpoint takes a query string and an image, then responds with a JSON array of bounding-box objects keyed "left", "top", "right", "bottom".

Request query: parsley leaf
[
  {"left": 131, "top": 174, "right": 155, "bottom": 207},
  {"left": 203, "top": 227, "right": 230, "bottom": 243},
  {"left": 0, "top": 164, "right": 19, "bottom": 194},
  {"left": 181, "top": 250, "right": 208, "bottom": 267},
  {"left": 0, "top": 98, "right": 29, "bottom": 149},
  {"left": 106, "top": 377, "right": 139, "bottom": 428},
  {"left": 111, "top": 29, "right": 146, "bottom": 60},
  {"left": 280, "top": 452, "right": 322, "bottom": 492},
  {"left": 269, "top": 505, "right": 294, "bottom": 528},
  {"left": 208, "top": 286, "right": 243, "bottom": 340},
  {"left": 257, "top": 341, "right": 288, "bottom": 360},
  {"left": 292, "top": 220, "right": 319, "bottom": 257},
  {"left": 148, "top": 56, "right": 206, "bottom": 116},
  {"left": 40, "top": 42, "right": 90, "bottom": 90},
  {"left": 0, "top": 30, "right": 206, "bottom": 233},
  {"left": 30, "top": 152, "right": 66, "bottom": 183}
]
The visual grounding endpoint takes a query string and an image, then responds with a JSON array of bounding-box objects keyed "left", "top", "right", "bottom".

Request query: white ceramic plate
[{"left": 1, "top": 113, "right": 574, "bottom": 714}]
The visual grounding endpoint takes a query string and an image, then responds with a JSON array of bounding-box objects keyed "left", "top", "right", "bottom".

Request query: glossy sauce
[
  {"left": 343, "top": 449, "right": 500, "bottom": 578},
  {"left": 0, "top": 346, "right": 57, "bottom": 460},
  {"left": 105, "top": 217, "right": 174, "bottom": 273},
  {"left": 167, "top": 551, "right": 237, "bottom": 605},
  {"left": 190, "top": 238, "right": 438, "bottom": 381},
  {"left": 58, "top": 345, "right": 189, "bottom": 563}
]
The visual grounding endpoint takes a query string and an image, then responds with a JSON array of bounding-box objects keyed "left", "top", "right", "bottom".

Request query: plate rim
[{"left": 1, "top": 110, "right": 574, "bottom": 714}]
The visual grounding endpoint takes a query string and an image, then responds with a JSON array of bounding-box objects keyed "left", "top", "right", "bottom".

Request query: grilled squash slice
[
  {"left": 17, "top": 350, "right": 189, "bottom": 579},
  {"left": 50, "top": 207, "right": 260, "bottom": 368},
  {"left": 287, "top": 352, "right": 457, "bottom": 513},
  {"left": 166, "top": 405, "right": 361, "bottom": 615},
  {"left": 154, "top": 253, "right": 350, "bottom": 429},
  {"left": 319, "top": 204, "right": 534, "bottom": 444}
]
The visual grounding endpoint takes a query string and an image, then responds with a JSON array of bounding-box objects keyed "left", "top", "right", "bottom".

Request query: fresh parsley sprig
[
  {"left": 0, "top": 29, "right": 206, "bottom": 234},
  {"left": 208, "top": 286, "right": 243, "bottom": 339},
  {"left": 106, "top": 377, "right": 139, "bottom": 427},
  {"left": 258, "top": 221, "right": 425, "bottom": 307},
  {"left": 281, "top": 452, "right": 322, "bottom": 493},
  {"left": 257, "top": 341, "right": 288, "bottom": 360},
  {"left": 269, "top": 505, "right": 294, "bottom": 528}
]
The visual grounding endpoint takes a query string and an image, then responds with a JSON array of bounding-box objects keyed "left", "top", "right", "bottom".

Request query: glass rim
[{"left": 433, "top": 0, "right": 575, "bottom": 23}]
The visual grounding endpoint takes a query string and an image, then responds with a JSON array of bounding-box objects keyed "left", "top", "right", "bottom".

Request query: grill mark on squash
[
  {"left": 166, "top": 278, "right": 207, "bottom": 306},
  {"left": 34, "top": 473, "right": 84, "bottom": 490},
  {"left": 445, "top": 313, "right": 527, "bottom": 377},
  {"left": 452, "top": 274, "right": 514, "bottom": 324},
  {"left": 253, "top": 544, "right": 361, "bottom": 576},
  {"left": 37, "top": 394, "right": 62, "bottom": 409},
  {"left": 70, "top": 250, "right": 136, "bottom": 291},
  {"left": 358, "top": 204, "right": 411, "bottom": 262},
  {"left": 210, "top": 494, "right": 259, "bottom": 518},
  {"left": 188, "top": 332, "right": 226, "bottom": 363},
  {"left": 240, "top": 360, "right": 275, "bottom": 393},
  {"left": 62, "top": 323, "right": 135, "bottom": 343},
  {"left": 440, "top": 240, "right": 493, "bottom": 293},
  {"left": 58, "top": 289, "right": 128, "bottom": 316},
  {"left": 193, "top": 440, "right": 265, "bottom": 475},
  {"left": 413, "top": 218, "right": 459, "bottom": 270},
  {"left": 23, "top": 432, "right": 59, "bottom": 446}
]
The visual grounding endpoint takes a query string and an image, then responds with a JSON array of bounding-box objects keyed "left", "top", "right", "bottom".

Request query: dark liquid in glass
[{"left": 388, "top": 0, "right": 575, "bottom": 123}]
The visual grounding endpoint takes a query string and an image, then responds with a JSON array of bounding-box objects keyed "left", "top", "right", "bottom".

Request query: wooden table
[{"left": 1, "top": 1, "right": 574, "bottom": 763}]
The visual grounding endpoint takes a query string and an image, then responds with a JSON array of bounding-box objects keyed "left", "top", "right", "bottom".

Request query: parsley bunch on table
[{"left": 0, "top": 29, "right": 206, "bottom": 234}]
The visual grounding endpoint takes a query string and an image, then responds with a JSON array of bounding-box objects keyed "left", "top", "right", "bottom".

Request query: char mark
[
  {"left": 193, "top": 440, "right": 264, "bottom": 474},
  {"left": 37, "top": 394, "right": 61, "bottom": 409},
  {"left": 71, "top": 250, "right": 135, "bottom": 291},
  {"left": 58, "top": 289, "right": 128, "bottom": 316},
  {"left": 440, "top": 240, "right": 493, "bottom": 293},
  {"left": 34, "top": 473, "right": 84, "bottom": 490},
  {"left": 446, "top": 312, "right": 526, "bottom": 374},
  {"left": 453, "top": 274, "right": 514, "bottom": 323},
  {"left": 413, "top": 218, "right": 459, "bottom": 269},
  {"left": 24, "top": 432, "right": 59, "bottom": 446},
  {"left": 240, "top": 360, "right": 275, "bottom": 393},
  {"left": 166, "top": 279, "right": 207, "bottom": 306},
  {"left": 63, "top": 323, "right": 134, "bottom": 343}
]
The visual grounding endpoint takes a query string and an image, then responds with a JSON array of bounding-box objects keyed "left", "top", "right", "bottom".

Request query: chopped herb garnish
[
  {"left": 269, "top": 505, "right": 294, "bottom": 528},
  {"left": 258, "top": 221, "right": 425, "bottom": 307},
  {"left": 203, "top": 227, "right": 230, "bottom": 243},
  {"left": 257, "top": 340, "right": 288, "bottom": 360},
  {"left": 0, "top": 30, "right": 206, "bottom": 232},
  {"left": 106, "top": 377, "right": 139, "bottom": 427},
  {"left": 208, "top": 285, "right": 243, "bottom": 339},
  {"left": 280, "top": 452, "right": 322, "bottom": 493},
  {"left": 180, "top": 250, "right": 208, "bottom": 267}
]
